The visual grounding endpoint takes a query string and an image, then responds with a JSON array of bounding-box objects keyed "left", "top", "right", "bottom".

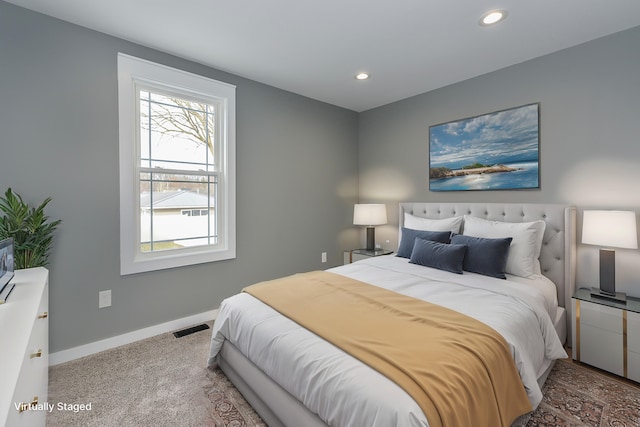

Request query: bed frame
[{"left": 216, "top": 202, "right": 577, "bottom": 427}]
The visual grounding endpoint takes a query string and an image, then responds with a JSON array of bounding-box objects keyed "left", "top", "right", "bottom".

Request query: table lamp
[
  {"left": 582, "top": 210, "right": 638, "bottom": 302},
  {"left": 353, "top": 204, "right": 387, "bottom": 251}
]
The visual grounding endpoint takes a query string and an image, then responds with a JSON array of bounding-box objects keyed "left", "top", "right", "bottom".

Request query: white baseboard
[{"left": 49, "top": 309, "right": 218, "bottom": 366}]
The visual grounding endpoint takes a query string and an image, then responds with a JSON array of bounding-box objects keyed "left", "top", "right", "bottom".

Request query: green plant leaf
[{"left": 0, "top": 188, "right": 61, "bottom": 268}]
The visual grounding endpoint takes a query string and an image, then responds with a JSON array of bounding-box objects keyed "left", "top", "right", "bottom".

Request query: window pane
[
  {"left": 139, "top": 90, "right": 216, "bottom": 171},
  {"left": 137, "top": 87, "right": 220, "bottom": 253},
  {"left": 140, "top": 174, "right": 217, "bottom": 253}
]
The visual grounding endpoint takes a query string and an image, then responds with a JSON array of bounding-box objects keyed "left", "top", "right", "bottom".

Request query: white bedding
[{"left": 208, "top": 256, "right": 568, "bottom": 427}]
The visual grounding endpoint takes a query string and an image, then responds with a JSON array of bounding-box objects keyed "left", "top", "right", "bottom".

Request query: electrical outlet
[
  {"left": 321, "top": 252, "right": 327, "bottom": 263},
  {"left": 99, "top": 290, "right": 111, "bottom": 308}
]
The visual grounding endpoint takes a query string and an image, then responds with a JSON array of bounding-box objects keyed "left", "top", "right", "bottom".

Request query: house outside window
[
  {"left": 118, "top": 53, "right": 236, "bottom": 275},
  {"left": 181, "top": 208, "right": 210, "bottom": 217}
]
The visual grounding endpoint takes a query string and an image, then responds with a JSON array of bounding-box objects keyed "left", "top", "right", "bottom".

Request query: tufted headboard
[{"left": 399, "top": 203, "right": 576, "bottom": 332}]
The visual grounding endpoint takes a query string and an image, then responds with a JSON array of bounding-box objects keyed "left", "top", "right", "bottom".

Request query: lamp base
[
  {"left": 599, "top": 249, "right": 616, "bottom": 295},
  {"left": 365, "top": 227, "right": 375, "bottom": 251},
  {"left": 590, "top": 287, "right": 627, "bottom": 303}
]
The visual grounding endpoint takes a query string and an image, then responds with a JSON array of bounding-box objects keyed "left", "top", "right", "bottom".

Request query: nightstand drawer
[
  {"left": 580, "top": 323, "right": 624, "bottom": 376},
  {"left": 580, "top": 300, "right": 622, "bottom": 333},
  {"left": 628, "top": 351, "right": 640, "bottom": 383},
  {"left": 627, "top": 311, "right": 640, "bottom": 354},
  {"left": 628, "top": 311, "right": 640, "bottom": 383}
]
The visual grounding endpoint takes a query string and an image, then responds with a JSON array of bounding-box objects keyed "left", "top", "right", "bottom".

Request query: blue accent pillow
[
  {"left": 450, "top": 234, "right": 512, "bottom": 279},
  {"left": 397, "top": 228, "right": 452, "bottom": 259},
  {"left": 409, "top": 238, "right": 467, "bottom": 274}
]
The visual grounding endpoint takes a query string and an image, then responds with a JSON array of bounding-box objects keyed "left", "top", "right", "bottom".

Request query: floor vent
[{"left": 173, "top": 323, "right": 210, "bottom": 338}]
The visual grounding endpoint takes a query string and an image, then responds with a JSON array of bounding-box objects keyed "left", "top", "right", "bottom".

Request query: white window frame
[{"left": 118, "top": 53, "right": 236, "bottom": 275}]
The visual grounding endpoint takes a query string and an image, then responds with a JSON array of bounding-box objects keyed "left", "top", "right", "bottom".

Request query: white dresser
[{"left": 0, "top": 267, "right": 49, "bottom": 427}]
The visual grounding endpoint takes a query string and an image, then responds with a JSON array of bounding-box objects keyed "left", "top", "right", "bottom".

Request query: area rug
[
  {"left": 526, "top": 360, "right": 640, "bottom": 426},
  {"left": 205, "top": 367, "right": 266, "bottom": 427},
  {"left": 206, "top": 358, "right": 640, "bottom": 427}
]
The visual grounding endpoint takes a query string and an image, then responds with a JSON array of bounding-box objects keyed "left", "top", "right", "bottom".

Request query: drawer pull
[
  {"left": 30, "top": 349, "right": 43, "bottom": 358},
  {"left": 18, "top": 396, "right": 38, "bottom": 413},
  {"left": 37, "top": 311, "right": 48, "bottom": 319}
]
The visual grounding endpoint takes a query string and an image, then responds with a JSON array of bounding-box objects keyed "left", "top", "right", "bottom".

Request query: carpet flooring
[{"left": 48, "top": 324, "right": 640, "bottom": 427}]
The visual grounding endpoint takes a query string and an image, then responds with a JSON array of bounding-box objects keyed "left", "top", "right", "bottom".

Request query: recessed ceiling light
[
  {"left": 355, "top": 72, "right": 370, "bottom": 80},
  {"left": 480, "top": 10, "right": 507, "bottom": 26}
]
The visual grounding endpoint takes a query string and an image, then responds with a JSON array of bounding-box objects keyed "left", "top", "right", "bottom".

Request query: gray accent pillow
[
  {"left": 409, "top": 238, "right": 467, "bottom": 274},
  {"left": 396, "top": 228, "right": 452, "bottom": 259},
  {"left": 450, "top": 234, "right": 512, "bottom": 279},
  {"left": 396, "top": 227, "right": 451, "bottom": 258}
]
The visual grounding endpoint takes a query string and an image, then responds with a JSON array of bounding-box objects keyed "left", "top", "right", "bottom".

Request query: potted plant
[{"left": 0, "top": 188, "right": 61, "bottom": 269}]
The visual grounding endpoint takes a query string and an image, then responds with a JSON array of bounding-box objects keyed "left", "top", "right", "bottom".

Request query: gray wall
[
  {"left": 358, "top": 26, "right": 640, "bottom": 296},
  {"left": 3, "top": 0, "right": 640, "bottom": 353},
  {"left": 0, "top": 2, "right": 359, "bottom": 352}
]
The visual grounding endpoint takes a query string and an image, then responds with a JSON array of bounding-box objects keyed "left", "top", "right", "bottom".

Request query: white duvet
[{"left": 208, "top": 256, "right": 568, "bottom": 427}]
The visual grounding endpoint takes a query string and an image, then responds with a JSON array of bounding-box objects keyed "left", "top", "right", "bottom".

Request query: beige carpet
[
  {"left": 48, "top": 324, "right": 640, "bottom": 427},
  {"left": 47, "top": 323, "right": 221, "bottom": 427}
]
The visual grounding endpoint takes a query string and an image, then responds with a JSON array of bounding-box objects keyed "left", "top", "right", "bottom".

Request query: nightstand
[
  {"left": 343, "top": 249, "right": 393, "bottom": 265},
  {"left": 572, "top": 288, "right": 640, "bottom": 382}
]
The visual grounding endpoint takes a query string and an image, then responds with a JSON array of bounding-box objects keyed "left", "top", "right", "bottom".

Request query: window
[{"left": 118, "top": 53, "right": 236, "bottom": 275}]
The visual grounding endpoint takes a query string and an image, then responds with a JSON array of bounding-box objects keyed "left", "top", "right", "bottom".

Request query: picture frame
[{"left": 428, "top": 103, "right": 540, "bottom": 191}]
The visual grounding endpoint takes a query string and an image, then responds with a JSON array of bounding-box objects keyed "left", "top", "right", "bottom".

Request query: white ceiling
[{"left": 7, "top": 0, "right": 640, "bottom": 112}]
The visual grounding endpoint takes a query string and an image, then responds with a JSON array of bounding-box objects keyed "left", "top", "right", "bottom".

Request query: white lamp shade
[
  {"left": 582, "top": 210, "right": 638, "bottom": 249},
  {"left": 353, "top": 204, "right": 387, "bottom": 226}
]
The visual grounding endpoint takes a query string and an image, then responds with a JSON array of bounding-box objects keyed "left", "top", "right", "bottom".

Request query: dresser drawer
[
  {"left": 32, "top": 283, "right": 49, "bottom": 366},
  {"left": 8, "top": 356, "right": 48, "bottom": 426},
  {"left": 6, "top": 283, "right": 48, "bottom": 426},
  {"left": 0, "top": 269, "right": 49, "bottom": 427}
]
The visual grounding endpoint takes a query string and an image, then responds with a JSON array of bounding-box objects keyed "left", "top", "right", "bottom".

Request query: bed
[{"left": 208, "top": 202, "right": 577, "bottom": 427}]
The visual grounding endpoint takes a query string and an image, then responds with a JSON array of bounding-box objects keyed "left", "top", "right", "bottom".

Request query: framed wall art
[{"left": 429, "top": 103, "right": 540, "bottom": 191}]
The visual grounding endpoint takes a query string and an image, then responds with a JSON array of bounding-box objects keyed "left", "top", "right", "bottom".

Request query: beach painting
[{"left": 429, "top": 103, "right": 540, "bottom": 191}]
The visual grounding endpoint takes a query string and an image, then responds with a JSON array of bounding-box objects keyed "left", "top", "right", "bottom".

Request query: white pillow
[
  {"left": 462, "top": 215, "right": 546, "bottom": 278},
  {"left": 404, "top": 212, "right": 463, "bottom": 233}
]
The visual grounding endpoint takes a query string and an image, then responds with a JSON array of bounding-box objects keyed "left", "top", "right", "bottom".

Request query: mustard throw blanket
[{"left": 244, "top": 271, "right": 532, "bottom": 427}]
